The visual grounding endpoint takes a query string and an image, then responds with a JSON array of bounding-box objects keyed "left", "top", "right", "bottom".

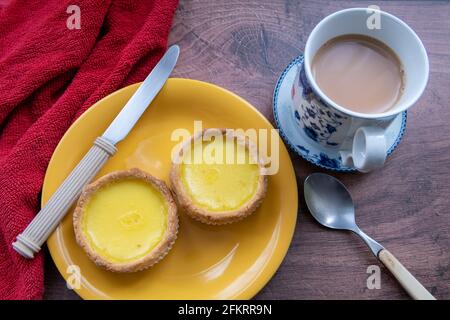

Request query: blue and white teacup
[{"left": 291, "top": 8, "right": 428, "bottom": 172}]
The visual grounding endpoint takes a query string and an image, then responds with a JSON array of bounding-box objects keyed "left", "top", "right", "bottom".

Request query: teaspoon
[{"left": 304, "top": 173, "right": 435, "bottom": 300}]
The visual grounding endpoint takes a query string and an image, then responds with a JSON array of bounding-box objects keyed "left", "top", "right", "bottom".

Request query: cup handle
[{"left": 340, "top": 126, "right": 387, "bottom": 173}]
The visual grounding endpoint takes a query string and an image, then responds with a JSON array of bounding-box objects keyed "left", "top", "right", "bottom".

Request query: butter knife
[{"left": 13, "top": 45, "right": 180, "bottom": 258}]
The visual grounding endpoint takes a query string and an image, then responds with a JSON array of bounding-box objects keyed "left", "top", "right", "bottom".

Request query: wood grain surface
[{"left": 44, "top": 0, "right": 450, "bottom": 300}]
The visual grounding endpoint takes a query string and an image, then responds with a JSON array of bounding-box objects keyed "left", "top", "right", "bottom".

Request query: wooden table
[{"left": 44, "top": 0, "right": 450, "bottom": 300}]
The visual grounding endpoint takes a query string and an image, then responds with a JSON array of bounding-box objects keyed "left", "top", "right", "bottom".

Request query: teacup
[{"left": 291, "top": 8, "right": 429, "bottom": 172}]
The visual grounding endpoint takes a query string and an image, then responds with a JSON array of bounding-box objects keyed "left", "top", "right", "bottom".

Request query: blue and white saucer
[{"left": 273, "top": 55, "right": 407, "bottom": 172}]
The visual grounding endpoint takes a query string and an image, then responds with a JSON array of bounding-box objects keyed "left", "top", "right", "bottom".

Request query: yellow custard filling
[
  {"left": 180, "top": 138, "right": 260, "bottom": 212},
  {"left": 81, "top": 179, "right": 168, "bottom": 263}
]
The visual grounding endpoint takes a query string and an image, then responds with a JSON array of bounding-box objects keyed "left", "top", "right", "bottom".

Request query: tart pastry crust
[
  {"left": 73, "top": 168, "right": 178, "bottom": 272},
  {"left": 170, "top": 129, "right": 267, "bottom": 225}
]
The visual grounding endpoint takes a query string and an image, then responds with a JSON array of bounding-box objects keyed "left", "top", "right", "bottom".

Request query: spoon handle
[{"left": 378, "top": 249, "right": 436, "bottom": 300}]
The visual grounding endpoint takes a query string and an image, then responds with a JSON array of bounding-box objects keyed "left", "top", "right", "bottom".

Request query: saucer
[{"left": 273, "top": 55, "right": 407, "bottom": 172}]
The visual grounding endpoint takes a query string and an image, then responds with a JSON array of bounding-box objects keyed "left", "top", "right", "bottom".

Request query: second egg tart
[
  {"left": 73, "top": 168, "right": 178, "bottom": 272},
  {"left": 170, "top": 129, "right": 267, "bottom": 225}
]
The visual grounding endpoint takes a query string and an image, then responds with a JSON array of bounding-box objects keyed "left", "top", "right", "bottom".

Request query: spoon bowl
[
  {"left": 304, "top": 173, "right": 356, "bottom": 230},
  {"left": 304, "top": 173, "right": 383, "bottom": 256}
]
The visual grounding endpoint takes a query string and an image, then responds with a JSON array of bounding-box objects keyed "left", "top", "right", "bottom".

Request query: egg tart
[
  {"left": 170, "top": 129, "right": 267, "bottom": 225},
  {"left": 73, "top": 168, "right": 178, "bottom": 272}
]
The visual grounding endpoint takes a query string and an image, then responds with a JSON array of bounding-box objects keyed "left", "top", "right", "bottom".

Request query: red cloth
[{"left": 0, "top": 0, "right": 178, "bottom": 300}]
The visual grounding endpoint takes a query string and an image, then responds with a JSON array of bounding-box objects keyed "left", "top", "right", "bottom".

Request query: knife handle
[{"left": 12, "top": 137, "right": 117, "bottom": 259}]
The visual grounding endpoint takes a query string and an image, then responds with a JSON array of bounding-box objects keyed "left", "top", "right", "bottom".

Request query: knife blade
[
  {"left": 103, "top": 44, "right": 180, "bottom": 144},
  {"left": 12, "top": 45, "right": 180, "bottom": 258}
]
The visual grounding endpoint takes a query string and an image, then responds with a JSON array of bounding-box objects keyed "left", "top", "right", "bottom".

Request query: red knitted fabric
[{"left": 0, "top": 0, "right": 178, "bottom": 300}]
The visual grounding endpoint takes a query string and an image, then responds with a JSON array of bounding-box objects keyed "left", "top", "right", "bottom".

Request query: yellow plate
[{"left": 45, "top": 78, "right": 298, "bottom": 299}]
